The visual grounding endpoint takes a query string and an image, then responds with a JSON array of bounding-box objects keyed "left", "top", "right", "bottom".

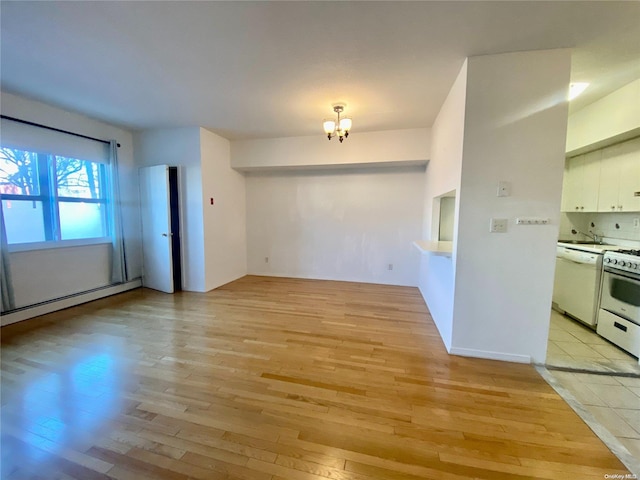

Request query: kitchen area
[
  {"left": 550, "top": 135, "right": 640, "bottom": 373},
  {"left": 543, "top": 83, "right": 640, "bottom": 467}
]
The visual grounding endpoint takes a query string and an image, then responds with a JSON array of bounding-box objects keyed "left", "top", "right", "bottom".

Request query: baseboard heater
[{"left": 1, "top": 279, "right": 142, "bottom": 327}]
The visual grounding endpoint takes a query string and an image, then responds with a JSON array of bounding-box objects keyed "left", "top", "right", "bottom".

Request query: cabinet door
[
  {"left": 561, "top": 155, "right": 583, "bottom": 212},
  {"left": 581, "top": 150, "right": 601, "bottom": 212},
  {"left": 617, "top": 137, "right": 640, "bottom": 212},
  {"left": 597, "top": 145, "right": 620, "bottom": 212},
  {"left": 598, "top": 137, "right": 640, "bottom": 212}
]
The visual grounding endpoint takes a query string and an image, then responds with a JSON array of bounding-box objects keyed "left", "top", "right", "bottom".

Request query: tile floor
[
  {"left": 547, "top": 369, "right": 640, "bottom": 464},
  {"left": 546, "top": 308, "right": 640, "bottom": 374},
  {"left": 544, "top": 310, "right": 640, "bottom": 469}
]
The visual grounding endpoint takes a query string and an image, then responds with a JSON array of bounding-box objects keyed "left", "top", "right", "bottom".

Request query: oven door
[{"left": 600, "top": 269, "right": 640, "bottom": 324}]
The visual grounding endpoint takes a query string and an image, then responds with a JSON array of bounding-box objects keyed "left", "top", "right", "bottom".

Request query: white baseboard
[
  {"left": 1, "top": 279, "right": 142, "bottom": 327},
  {"left": 449, "top": 346, "right": 531, "bottom": 364},
  {"left": 247, "top": 271, "right": 417, "bottom": 288}
]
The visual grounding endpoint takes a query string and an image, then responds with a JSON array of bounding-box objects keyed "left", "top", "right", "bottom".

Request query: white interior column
[{"left": 450, "top": 49, "right": 572, "bottom": 363}]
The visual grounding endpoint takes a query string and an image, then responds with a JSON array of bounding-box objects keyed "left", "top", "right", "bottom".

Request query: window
[
  {"left": 0, "top": 117, "right": 127, "bottom": 314},
  {"left": 0, "top": 148, "right": 110, "bottom": 244}
]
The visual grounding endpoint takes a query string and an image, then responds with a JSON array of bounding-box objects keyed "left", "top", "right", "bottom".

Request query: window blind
[{"left": 0, "top": 117, "right": 110, "bottom": 164}]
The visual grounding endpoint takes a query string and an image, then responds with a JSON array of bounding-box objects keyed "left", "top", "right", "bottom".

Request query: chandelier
[{"left": 323, "top": 104, "right": 352, "bottom": 143}]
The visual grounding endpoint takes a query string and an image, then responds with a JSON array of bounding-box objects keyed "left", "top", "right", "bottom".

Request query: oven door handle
[{"left": 603, "top": 267, "right": 640, "bottom": 282}]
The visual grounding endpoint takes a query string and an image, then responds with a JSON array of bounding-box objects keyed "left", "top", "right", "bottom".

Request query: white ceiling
[{"left": 1, "top": 1, "right": 639, "bottom": 140}]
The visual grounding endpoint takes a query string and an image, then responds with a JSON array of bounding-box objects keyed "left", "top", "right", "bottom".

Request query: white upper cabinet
[
  {"left": 597, "top": 137, "right": 640, "bottom": 212},
  {"left": 561, "top": 150, "right": 601, "bottom": 212},
  {"left": 561, "top": 156, "right": 580, "bottom": 212}
]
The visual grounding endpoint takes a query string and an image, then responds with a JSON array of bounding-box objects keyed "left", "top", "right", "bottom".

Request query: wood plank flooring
[{"left": 1, "top": 275, "right": 631, "bottom": 479}]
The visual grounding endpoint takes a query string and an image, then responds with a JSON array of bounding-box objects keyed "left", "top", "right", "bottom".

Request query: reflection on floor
[
  {"left": 544, "top": 310, "right": 640, "bottom": 469},
  {"left": 547, "top": 309, "right": 640, "bottom": 374}
]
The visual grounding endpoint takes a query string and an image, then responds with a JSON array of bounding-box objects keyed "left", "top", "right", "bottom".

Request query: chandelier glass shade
[{"left": 323, "top": 104, "right": 352, "bottom": 143}]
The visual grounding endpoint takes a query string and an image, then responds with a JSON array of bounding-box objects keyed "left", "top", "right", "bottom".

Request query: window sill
[{"left": 8, "top": 237, "right": 111, "bottom": 253}]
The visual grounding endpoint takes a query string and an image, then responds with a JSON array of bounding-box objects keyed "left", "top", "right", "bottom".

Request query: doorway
[{"left": 168, "top": 167, "right": 182, "bottom": 292}]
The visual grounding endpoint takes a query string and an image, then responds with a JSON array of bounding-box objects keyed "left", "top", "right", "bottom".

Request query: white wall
[
  {"left": 566, "top": 79, "right": 640, "bottom": 155},
  {"left": 134, "top": 127, "right": 248, "bottom": 293},
  {"left": 451, "top": 49, "right": 572, "bottom": 363},
  {"left": 246, "top": 167, "right": 424, "bottom": 286},
  {"left": 0, "top": 91, "right": 142, "bottom": 321},
  {"left": 417, "top": 61, "right": 467, "bottom": 350},
  {"left": 232, "top": 128, "right": 430, "bottom": 171},
  {"left": 10, "top": 244, "right": 111, "bottom": 307},
  {"left": 133, "top": 127, "right": 206, "bottom": 291},
  {"left": 200, "top": 128, "right": 247, "bottom": 290}
]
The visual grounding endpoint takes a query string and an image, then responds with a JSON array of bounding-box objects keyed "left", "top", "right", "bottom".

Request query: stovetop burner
[{"left": 617, "top": 249, "right": 640, "bottom": 257}]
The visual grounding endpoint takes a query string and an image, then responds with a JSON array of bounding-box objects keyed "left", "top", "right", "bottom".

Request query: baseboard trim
[
  {"left": 449, "top": 346, "right": 531, "bottom": 364},
  {"left": 246, "top": 271, "right": 417, "bottom": 288},
  {"left": 1, "top": 279, "right": 142, "bottom": 327}
]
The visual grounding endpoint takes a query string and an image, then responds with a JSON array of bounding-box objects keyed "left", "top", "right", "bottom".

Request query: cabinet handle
[
  {"left": 575, "top": 206, "right": 579, "bottom": 210},
  {"left": 618, "top": 205, "right": 623, "bottom": 210},
  {"left": 611, "top": 206, "right": 616, "bottom": 210},
  {"left": 580, "top": 206, "right": 584, "bottom": 210}
]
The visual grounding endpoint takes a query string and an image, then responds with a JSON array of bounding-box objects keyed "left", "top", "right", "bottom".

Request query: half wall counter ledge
[{"left": 413, "top": 240, "right": 453, "bottom": 257}]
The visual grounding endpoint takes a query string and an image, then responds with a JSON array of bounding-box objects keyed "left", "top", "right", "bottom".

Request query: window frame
[{"left": 0, "top": 148, "right": 112, "bottom": 250}]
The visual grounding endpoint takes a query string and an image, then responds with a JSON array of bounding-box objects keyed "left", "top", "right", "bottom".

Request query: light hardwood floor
[{"left": 1, "top": 275, "right": 631, "bottom": 479}]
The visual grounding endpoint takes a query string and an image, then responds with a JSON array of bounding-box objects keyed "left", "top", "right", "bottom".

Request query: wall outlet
[
  {"left": 490, "top": 218, "right": 508, "bottom": 233},
  {"left": 634, "top": 218, "right": 640, "bottom": 229},
  {"left": 388, "top": 264, "right": 393, "bottom": 271},
  {"left": 516, "top": 217, "right": 549, "bottom": 225}
]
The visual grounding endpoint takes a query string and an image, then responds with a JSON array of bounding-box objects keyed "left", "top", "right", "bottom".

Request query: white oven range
[{"left": 597, "top": 249, "right": 640, "bottom": 358}]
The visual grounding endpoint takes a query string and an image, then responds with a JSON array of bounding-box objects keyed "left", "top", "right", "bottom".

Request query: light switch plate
[{"left": 490, "top": 218, "right": 508, "bottom": 233}]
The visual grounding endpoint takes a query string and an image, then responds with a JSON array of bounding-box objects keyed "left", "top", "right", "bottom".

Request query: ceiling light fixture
[
  {"left": 568, "top": 82, "right": 589, "bottom": 101},
  {"left": 323, "top": 104, "right": 352, "bottom": 143}
]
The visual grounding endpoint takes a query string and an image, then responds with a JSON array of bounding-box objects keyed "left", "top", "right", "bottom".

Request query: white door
[{"left": 139, "top": 165, "right": 173, "bottom": 293}]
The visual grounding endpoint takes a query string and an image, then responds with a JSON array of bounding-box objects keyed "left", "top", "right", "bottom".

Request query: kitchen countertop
[
  {"left": 557, "top": 241, "right": 621, "bottom": 254},
  {"left": 413, "top": 240, "right": 453, "bottom": 257}
]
